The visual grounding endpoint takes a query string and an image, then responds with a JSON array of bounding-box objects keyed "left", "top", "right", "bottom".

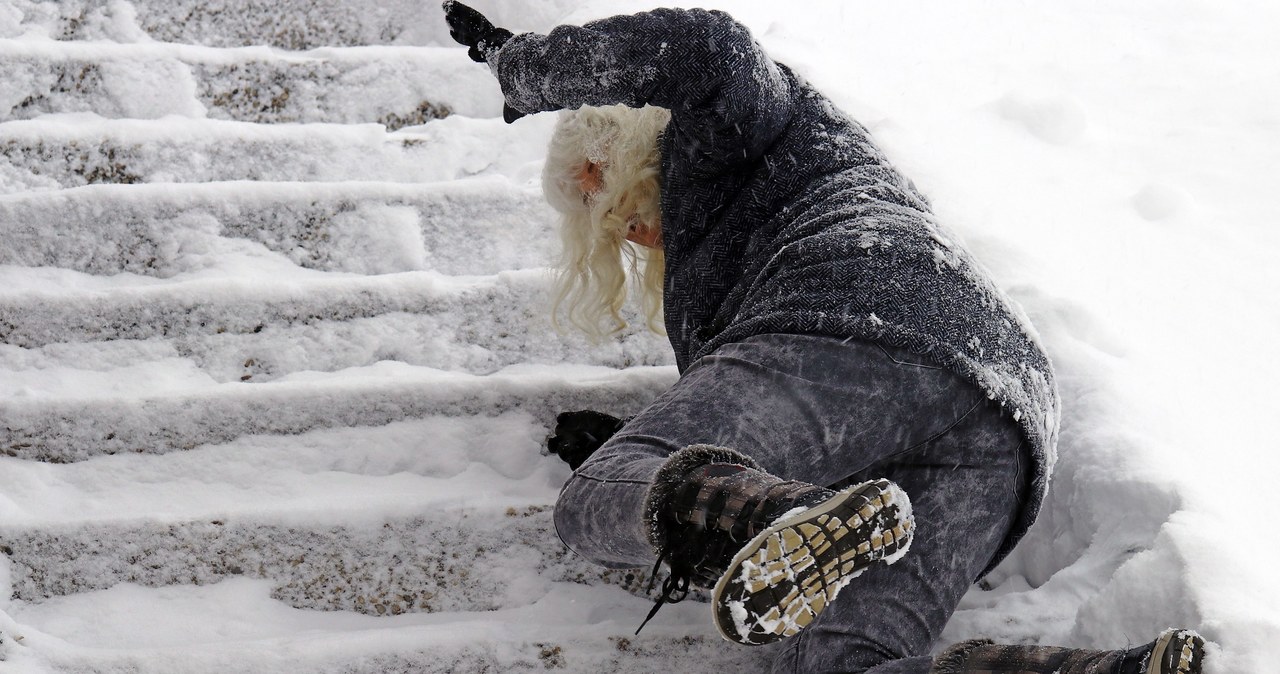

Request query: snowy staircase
[{"left": 0, "top": 2, "right": 767, "bottom": 671}]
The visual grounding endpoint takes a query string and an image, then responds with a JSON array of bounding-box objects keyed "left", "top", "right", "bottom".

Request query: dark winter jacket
[{"left": 488, "top": 8, "right": 1059, "bottom": 569}]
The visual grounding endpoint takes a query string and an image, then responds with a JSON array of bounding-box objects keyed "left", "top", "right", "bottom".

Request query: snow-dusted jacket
[{"left": 489, "top": 8, "right": 1059, "bottom": 566}]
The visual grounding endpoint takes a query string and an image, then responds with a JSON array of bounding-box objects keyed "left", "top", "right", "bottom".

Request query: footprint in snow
[
  {"left": 1131, "top": 183, "right": 1189, "bottom": 221},
  {"left": 994, "top": 90, "right": 1089, "bottom": 146}
]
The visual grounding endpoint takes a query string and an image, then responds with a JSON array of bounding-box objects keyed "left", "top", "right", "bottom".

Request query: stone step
[
  {"left": 0, "top": 410, "right": 759, "bottom": 671},
  {"left": 0, "top": 40, "right": 502, "bottom": 127},
  {"left": 1, "top": 301, "right": 670, "bottom": 389},
  {"left": 0, "top": 6, "right": 739, "bottom": 673},
  {"left": 5, "top": 581, "right": 764, "bottom": 674},
  {"left": 0, "top": 412, "right": 703, "bottom": 646},
  {"left": 0, "top": 114, "right": 555, "bottom": 194},
  {"left": 3, "top": 505, "right": 641, "bottom": 613},
  {"left": 0, "top": 179, "right": 558, "bottom": 277},
  {"left": 0, "top": 361, "right": 675, "bottom": 462},
  {"left": 3, "top": 0, "right": 560, "bottom": 50},
  {"left": 0, "top": 412, "right": 560, "bottom": 528},
  {"left": 3, "top": 309, "right": 669, "bottom": 396},
  {"left": 0, "top": 270, "right": 539, "bottom": 347},
  {"left": 0, "top": 269, "right": 666, "bottom": 360}
]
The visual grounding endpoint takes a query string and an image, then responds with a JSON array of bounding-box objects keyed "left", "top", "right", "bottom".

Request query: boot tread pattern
[
  {"left": 711, "top": 478, "right": 914, "bottom": 645},
  {"left": 1150, "top": 629, "right": 1205, "bottom": 674}
]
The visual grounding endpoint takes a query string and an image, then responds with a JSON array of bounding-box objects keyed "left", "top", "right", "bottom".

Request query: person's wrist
[{"left": 479, "top": 27, "right": 512, "bottom": 53}]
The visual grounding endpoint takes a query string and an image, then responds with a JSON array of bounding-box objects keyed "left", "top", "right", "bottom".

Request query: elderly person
[{"left": 443, "top": 3, "right": 1203, "bottom": 673}]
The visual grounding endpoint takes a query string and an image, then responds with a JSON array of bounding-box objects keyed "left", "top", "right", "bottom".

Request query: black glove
[
  {"left": 441, "top": 1, "right": 527, "bottom": 123},
  {"left": 547, "top": 410, "right": 628, "bottom": 470},
  {"left": 442, "top": 0, "right": 513, "bottom": 64}
]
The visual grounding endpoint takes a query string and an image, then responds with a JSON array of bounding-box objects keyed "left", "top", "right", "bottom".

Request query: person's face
[{"left": 576, "top": 161, "right": 662, "bottom": 249}]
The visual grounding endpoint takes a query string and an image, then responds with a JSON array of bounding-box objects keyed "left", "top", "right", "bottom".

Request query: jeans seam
[
  {"left": 973, "top": 439, "right": 1028, "bottom": 580},
  {"left": 568, "top": 472, "right": 651, "bottom": 486},
  {"left": 784, "top": 628, "right": 806, "bottom": 674}
]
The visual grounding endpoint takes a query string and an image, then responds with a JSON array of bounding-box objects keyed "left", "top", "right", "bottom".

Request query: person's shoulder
[{"left": 585, "top": 6, "right": 748, "bottom": 37}]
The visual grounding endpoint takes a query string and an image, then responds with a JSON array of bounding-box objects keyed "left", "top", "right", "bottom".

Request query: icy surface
[{"left": 2, "top": 1, "right": 1278, "bottom": 673}]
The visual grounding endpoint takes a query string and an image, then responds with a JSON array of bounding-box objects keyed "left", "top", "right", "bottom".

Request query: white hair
[{"left": 542, "top": 104, "right": 670, "bottom": 339}]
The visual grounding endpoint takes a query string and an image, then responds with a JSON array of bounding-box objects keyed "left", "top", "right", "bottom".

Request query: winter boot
[
  {"left": 930, "top": 628, "right": 1206, "bottom": 674},
  {"left": 641, "top": 444, "right": 914, "bottom": 646}
]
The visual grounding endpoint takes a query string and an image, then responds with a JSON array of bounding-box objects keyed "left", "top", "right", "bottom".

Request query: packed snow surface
[{"left": 2, "top": 0, "right": 1278, "bottom": 672}]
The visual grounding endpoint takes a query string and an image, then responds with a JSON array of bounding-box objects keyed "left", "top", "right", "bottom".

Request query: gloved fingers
[
  {"left": 442, "top": 0, "right": 494, "bottom": 46},
  {"left": 553, "top": 411, "right": 587, "bottom": 435},
  {"left": 548, "top": 441, "right": 589, "bottom": 470},
  {"left": 547, "top": 410, "right": 629, "bottom": 469},
  {"left": 551, "top": 430, "right": 598, "bottom": 455},
  {"left": 557, "top": 410, "right": 622, "bottom": 426}
]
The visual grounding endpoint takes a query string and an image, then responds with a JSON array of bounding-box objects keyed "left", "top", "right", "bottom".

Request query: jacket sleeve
[{"left": 487, "top": 8, "right": 795, "bottom": 168}]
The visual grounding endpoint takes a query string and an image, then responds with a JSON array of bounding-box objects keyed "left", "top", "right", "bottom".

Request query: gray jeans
[{"left": 554, "top": 334, "right": 1031, "bottom": 674}]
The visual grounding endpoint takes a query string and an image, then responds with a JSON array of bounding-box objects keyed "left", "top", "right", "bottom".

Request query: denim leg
[
  {"left": 772, "top": 396, "right": 1028, "bottom": 674},
  {"left": 553, "top": 332, "right": 1029, "bottom": 672},
  {"left": 554, "top": 332, "right": 988, "bottom": 571}
]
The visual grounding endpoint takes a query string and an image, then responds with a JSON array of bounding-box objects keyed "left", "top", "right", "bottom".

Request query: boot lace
[
  {"left": 633, "top": 540, "right": 692, "bottom": 635},
  {"left": 634, "top": 526, "right": 737, "bottom": 634}
]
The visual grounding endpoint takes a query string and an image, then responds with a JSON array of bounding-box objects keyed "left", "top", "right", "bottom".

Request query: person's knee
[
  {"left": 552, "top": 470, "right": 656, "bottom": 569},
  {"left": 553, "top": 474, "right": 592, "bottom": 552}
]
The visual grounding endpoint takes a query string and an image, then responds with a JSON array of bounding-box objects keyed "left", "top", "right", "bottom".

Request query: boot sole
[
  {"left": 1148, "top": 628, "right": 1205, "bottom": 674},
  {"left": 711, "top": 478, "right": 914, "bottom": 645}
]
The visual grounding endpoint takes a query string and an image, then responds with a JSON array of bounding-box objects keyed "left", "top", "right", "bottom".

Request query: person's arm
[{"left": 445, "top": 2, "right": 795, "bottom": 169}]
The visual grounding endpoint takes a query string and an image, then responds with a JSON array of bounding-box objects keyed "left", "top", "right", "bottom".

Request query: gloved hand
[
  {"left": 547, "top": 410, "right": 628, "bottom": 470},
  {"left": 441, "top": 0, "right": 527, "bottom": 123},
  {"left": 442, "top": 0, "right": 512, "bottom": 63}
]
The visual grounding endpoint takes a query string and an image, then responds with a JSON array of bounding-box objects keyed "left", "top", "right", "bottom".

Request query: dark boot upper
[{"left": 662, "top": 459, "right": 833, "bottom": 586}]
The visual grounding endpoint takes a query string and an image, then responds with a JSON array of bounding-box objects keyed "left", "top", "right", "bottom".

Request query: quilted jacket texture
[{"left": 488, "top": 8, "right": 1060, "bottom": 561}]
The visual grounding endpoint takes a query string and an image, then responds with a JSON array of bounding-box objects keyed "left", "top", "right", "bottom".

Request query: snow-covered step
[
  {"left": 0, "top": 180, "right": 558, "bottom": 276},
  {"left": 1, "top": 303, "right": 670, "bottom": 387},
  {"left": 0, "top": 363, "right": 676, "bottom": 461},
  {"left": 0, "top": 411, "right": 562, "bottom": 529},
  {"left": 5, "top": 581, "right": 765, "bottom": 674},
  {"left": 0, "top": 114, "right": 555, "bottom": 194},
  {"left": 0, "top": 270, "right": 539, "bottom": 347},
  {"left": 1, "top": 505, "right": 653, "bottom": 613},
  {"left": 3, "top": 0, "right": 443, "bottom": 49},
  {"left": 0, "top": 270, "right": 663, "bottom": 351},
  {"left": 1, "top": 0, "right": 551, "bottom": 50},
  {"left": 2, "top": 307, "right": 670, "bottom": 388},
  {"left": 0, "top": 40, "right": 502, "bottom": 126},
  {"left": 0, "top": 266, "right": 672, "bottom": 386},
  {"left": 0, "top": 413, "right": 650, "bottom": 614}
]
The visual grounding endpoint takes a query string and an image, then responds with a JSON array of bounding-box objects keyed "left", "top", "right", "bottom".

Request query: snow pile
[
  {"left": 1, "top": 1, "right": 1278, "bottom": 673},
  {"left": 731, "top": 2, "right": 1280, "bottom": 670}
]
